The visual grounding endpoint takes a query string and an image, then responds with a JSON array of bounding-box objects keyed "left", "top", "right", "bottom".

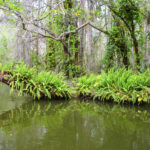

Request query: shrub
[
  {"left": 76, "top": 69, "right": 150, "bottom": 104},
  {"left": 0, "top": 63, "right": 72, "bottom": 100}
]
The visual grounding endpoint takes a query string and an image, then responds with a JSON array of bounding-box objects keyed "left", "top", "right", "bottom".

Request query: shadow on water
[{"left": 0, "top": 84, "right": 150, "bottom": 150}]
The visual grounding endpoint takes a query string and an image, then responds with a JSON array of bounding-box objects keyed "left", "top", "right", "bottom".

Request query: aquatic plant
[
  {"left": 76, "top": 69, "right": 150, "bottom": 104},
  {"left": 0, "top": 63, "right": 72, "bottom": 100}
]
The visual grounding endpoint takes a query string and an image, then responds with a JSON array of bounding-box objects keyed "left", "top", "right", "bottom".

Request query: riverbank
[
  {"left": 1, "top": 63, "right": 150, "bottom": 105},
  {"left": 0, "top": 63, "right": 71, "bottom": 100},
  {"left": 75, "top": 69, "right": 150, "bottom": 104}
]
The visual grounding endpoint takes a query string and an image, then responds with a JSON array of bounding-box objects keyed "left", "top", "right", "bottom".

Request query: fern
[
  {"left": 76, "top": 68, "right": 150, "bottom": 104},
  {"left": 0, "top": 63, "right": 72, "bottom": 100}
]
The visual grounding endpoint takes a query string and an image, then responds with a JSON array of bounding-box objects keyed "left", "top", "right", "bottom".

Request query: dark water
[{"left": 0, "top": 84, "right": 150, "bottom": 150}]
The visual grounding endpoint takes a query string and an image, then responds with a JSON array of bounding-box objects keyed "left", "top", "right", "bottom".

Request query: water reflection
[
  {"left": 0, "top": 83, "right": 30, "bottom": 115},
  {"left": 0, "top": 100, "right": 150, "bottom": 150}
]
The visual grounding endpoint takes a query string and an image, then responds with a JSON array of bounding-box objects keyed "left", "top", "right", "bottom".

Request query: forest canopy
[{"left": 0, "top": 0, "right": 149, "bottom": 76}]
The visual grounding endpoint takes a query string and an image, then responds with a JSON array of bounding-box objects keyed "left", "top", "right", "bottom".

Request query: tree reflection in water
[{"left": 0, "top": 100, "right": 150, "bottom": 150}]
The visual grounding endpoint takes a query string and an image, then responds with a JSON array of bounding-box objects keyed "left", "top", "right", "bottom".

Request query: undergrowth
[
  {"left": 75, "top": 69, "right": 150, "bottom": 104},
  {"left": 0, "top": 63, "right": 72, "bottom": 100},
  {"left": 1, "top": 63, "right": 150, "bottom": 104}
]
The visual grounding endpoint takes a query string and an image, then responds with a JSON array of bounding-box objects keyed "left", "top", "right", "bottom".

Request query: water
[
  {"left": 0, "top": 84, "right": 29, "bottom": 115},
  {"left": 0, "top": 84, "right": 150, "bottom": 150}
]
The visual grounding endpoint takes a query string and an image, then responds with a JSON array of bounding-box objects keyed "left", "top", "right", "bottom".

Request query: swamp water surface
[{"left": 0, "top": 84, "right": 150, "bottom": 150}]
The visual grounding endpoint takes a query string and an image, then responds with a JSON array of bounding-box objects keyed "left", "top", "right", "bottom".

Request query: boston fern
[
  {"left": 76, "top": 69, "right": 150, "bottom": 104},
  {"left": 0, "top": 63, "right": 72, "bottom": 100}
]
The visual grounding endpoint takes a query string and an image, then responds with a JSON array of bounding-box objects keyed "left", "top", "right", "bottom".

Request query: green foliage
[
  {"left": 30, "top": 50, "right": 45, "bottom": 71},
  {"left": 0, "top": 63, "right": 72, "bottom": 100},
  {"left": 74, "top": 74, "right": 101, "bottom": 96},
  {"left": 103, "top": 26, "right": 129, "bottom": 70},
  {"left": 1, "top": 62, "right": 150, "bottom": 104},
  {"left": 44, "top": 38, "right": 61, "bottom": 71},
  {"left": 114, "top": 0, "right": 143, "bottom": 25},
  {"left": 43, "top": 49, "right": 57, "bottom": 70},
  {"left": 0, "top": 0, "right": 23, "bottom": 12},
  {"left": 103, "top": 0, "right": 144, "bottom": 70},
  {"left": 76, "top": 69, "right": 150, "bottom": 104}
]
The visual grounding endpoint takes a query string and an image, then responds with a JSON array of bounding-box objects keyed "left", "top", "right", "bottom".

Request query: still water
[
  {"left": 0, "top": 84, "right": 150, "bottom": 150},
  {"left": 0, "top": 84, "right": 29, "bottom": 115}
]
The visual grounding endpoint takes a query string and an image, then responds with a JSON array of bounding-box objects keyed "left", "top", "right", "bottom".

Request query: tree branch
[
  {"left": 57, "top": 21, "right": 109, "bottom": 39},
  {"left": 0, "top": 5, "right": 109, "bottom": 40},
  {"left": 107, "top": 4, "right": 132, "bottom": 33}
]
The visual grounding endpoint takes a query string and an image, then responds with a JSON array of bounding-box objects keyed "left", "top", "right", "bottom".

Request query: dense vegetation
[
  {"left": 0, "top": 63, "right": 71, "bottom": 99},
  {"left": 0, "top": 0, "right": 150, "bottom": 105},
  {"left": 75, "top": 69, "right": 150, "bottom": 104},
  {"left": 0, "top": 63, "right": 150, "bottom": 104}
]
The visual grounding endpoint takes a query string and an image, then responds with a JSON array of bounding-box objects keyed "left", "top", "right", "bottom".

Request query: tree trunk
[
  {"left": 35, "top": 0, "right": 41, "bottom": 56},
  {"left": 132, "top": 32, "right": 140, "bottom": 70},
  {"left": 121, "top": 45, "right": 129, "bottom": 69},
  {"left": 63, "top": 41, "right": 70, "bottom": 78},
  {"left": 129, "top": 20, "right": 140, "bottom": 70},
  {"left": 75, "top": 40, "right": 79, "bottom": 65},
  {"left": 74, "top": 0, "right": 79, "bottom": 66},
  {"left": 87, "top": 0, "right": 93, "bottom": 72},
  {"left": 79, "top": 0, "right": 85, "bottom": 66}
]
